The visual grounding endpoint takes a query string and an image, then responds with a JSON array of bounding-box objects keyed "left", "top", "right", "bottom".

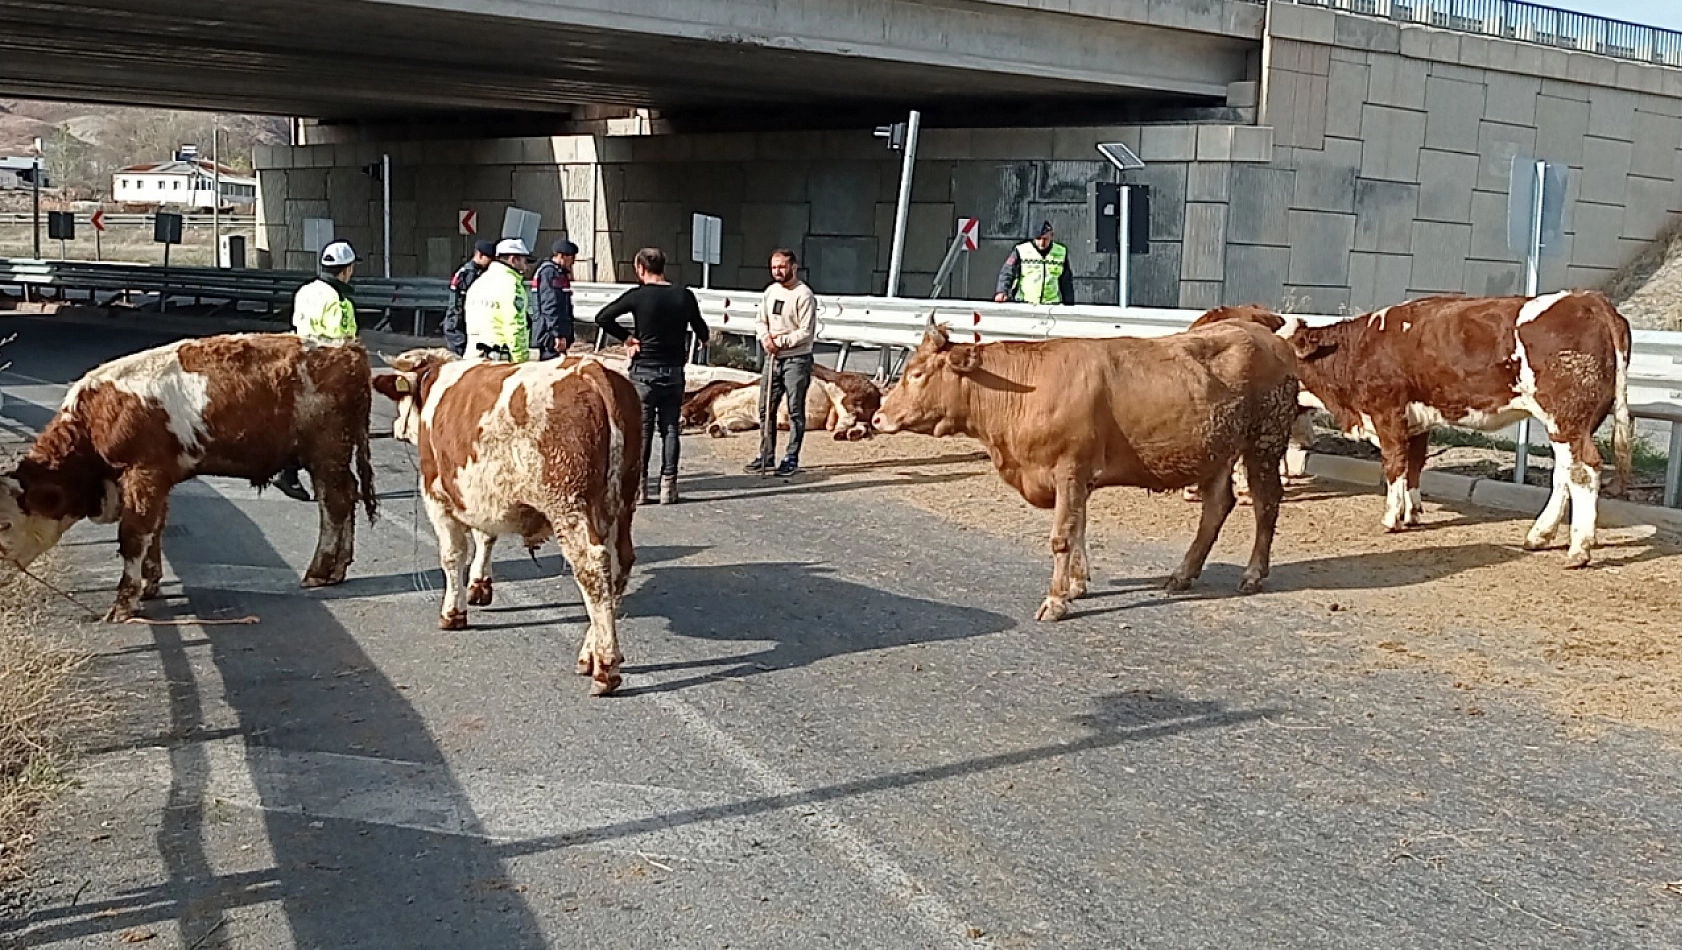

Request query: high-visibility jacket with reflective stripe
[
  {"left": 465, "top": 261, "right": 531, "bottom": 363},
  {"left": 1012, "top": 241, "right": 1068, "bottom": 305},
  {"left": 292, "top": 279, "right": 357, "bottom": 341}
]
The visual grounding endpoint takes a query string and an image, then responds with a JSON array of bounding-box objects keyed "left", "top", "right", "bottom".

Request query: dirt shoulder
[{"left": 767, "top": 431, "right": 1682, "bottom": 739}]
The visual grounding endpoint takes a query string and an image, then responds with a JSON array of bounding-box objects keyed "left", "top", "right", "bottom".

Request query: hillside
[
  {"left": 1604, "top": 220, "right": 1682, "bottom": 331},
  {"left": 0, "top": 99, "right": 288, "bottom": 200}
]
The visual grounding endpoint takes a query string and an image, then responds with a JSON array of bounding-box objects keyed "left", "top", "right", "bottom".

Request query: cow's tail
[
  {"left": 1611, "top": 313, "right": 1634, "bottom": 498},
  {"left": 355, "top": 422, "right": 379, "bottom": 523}
]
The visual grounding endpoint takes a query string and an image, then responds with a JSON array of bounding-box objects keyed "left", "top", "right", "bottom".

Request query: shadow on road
[
  {"left": 5, "top": 491, "right": 548, "bottom": 949},
  {"left": 615, "top": 559, "right": 1014, "bottom": 697},
  {"left": 495, "top": 689, "right": 1275, "bottom": 860}
]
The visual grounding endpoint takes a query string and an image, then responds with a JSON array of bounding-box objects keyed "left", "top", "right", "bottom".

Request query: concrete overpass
[{"left": 0, "top": 0, "right": 1262, "bottom": 129}]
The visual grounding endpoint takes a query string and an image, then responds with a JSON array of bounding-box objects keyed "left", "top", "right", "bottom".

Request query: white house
[{"left": 112, "top": 159, "right": 256, "bottom": 209}]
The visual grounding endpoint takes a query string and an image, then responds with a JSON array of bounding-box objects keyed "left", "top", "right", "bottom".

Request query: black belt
[{"left": 476, "top": 343, "right": 512, "bottom": 362}]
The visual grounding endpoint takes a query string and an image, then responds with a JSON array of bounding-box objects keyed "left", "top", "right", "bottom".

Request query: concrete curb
[{"left": 1304, "top": 453, "right": 1682, "bottom": 537}]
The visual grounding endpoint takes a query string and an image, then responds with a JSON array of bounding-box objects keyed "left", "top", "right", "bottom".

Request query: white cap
[
  {"left": 495, "top": 238, "right": 530, "bottom": 258},
  {"left": 320, "top": 241, "right": 358, "bottom": 268}
]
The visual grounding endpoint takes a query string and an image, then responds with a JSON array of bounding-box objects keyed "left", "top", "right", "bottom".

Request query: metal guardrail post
[{"left": 1667, "top": 421, "right": 1682, "bottom": 509}]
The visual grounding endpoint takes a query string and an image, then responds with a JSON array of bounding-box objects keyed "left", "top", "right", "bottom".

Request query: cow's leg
[
  {"left": 1525, "top": 438, "right": 1574, "bottom": 554},
  {"left": 1561, "top": 435, "right": 1602, "bottom": 568},
  {"left": 1239, "top": 450, "right": 1285, "bottom": 594},
  {"left": 109, "top": 473, "right": 169, "bottom": 623},
  {"left": 555, "top": 511, "right": 623, "bottom": 695},
  {"left": 1036, "top": 476, "right": 1089, "bottom": 622},
  {"left": 1373, "top": 418, "right": 1414, "bottom": 532},
  {"left": 467, "top": 529, "right": 497, "bottom": 606},
  {"left": 1067, "top": 486, "right": 1092, "bottom": 601},
  {"left": 1284, "top": 411, "right": 1315, "bottom": 481},
  {"left": 1167, "top": 467, "right": 1237, "bottom": 593},
  {"left": 426, "top": 496, "right": 471, "bottom": 630},
  {"left": 1402, "top": 432, "right": 1429, "bottom": 527},
  {"left": 302, "top": 464, "right": 356, "bottom": 588},
  {"left": 139, "top": 499, "right": 166, "bottom": 601}
]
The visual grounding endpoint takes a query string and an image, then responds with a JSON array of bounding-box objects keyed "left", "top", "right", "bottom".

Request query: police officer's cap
[
  {"left": 495, "top": 238, "right": 531, "bottom": 258},
  {"left": 552, "top": 239, "right": 579, "bottom": 256},
  {"left": 320, "top": 241, "right": 358, "bottom": 268},
  {"left": 472, "top": 239, "right": 497, "bottom": 257},
  {"left": 1036, "top": 220, "right": 1055, "bottom": 237}
]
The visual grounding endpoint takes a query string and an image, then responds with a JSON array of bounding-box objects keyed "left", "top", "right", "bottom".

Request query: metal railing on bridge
[
  {"left": 1253, "top": 0, "right": 1682, "bottom": 69},
  {"left": 0, "top": 213, "right": 257, "bottom": 229}
]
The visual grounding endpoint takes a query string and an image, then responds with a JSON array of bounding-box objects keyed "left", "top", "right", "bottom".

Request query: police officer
[
  {"left": 465, "top": 238, "right": 531, "bottom": 363},
  {"left": 530, "top": 239, "right": 577, "bottom": 359},
  {"left": 994, "top": 220, "right": 1075, "bottom": 306},
  {"left": 444, "top": 239, "right": 496, "bottom": 356},
  {"left": 275, "top": 240, "right": 359, "bottom": 501}
]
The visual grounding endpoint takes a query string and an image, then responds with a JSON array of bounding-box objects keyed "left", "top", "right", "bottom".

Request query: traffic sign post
[
  {"left": 47, "top": 211, "right": 73, "bottom": 260},
  {"left": 154, "top": 211, "right": 184, "bottom": 312},
  {"left": 690, "top": 213, "right": 722, "bottom": 288},
  {"left": 91, "top": 208, "right": 105, "bottom": 261},
  {"left": 1506, "top": 156, "right": 1569, "bottom": 485},
  {"left": 929, "top": 217, "right": 979, "bottom": 299},
  {"left": 458, "top": 209, "right": 478, "bottom": 236}
]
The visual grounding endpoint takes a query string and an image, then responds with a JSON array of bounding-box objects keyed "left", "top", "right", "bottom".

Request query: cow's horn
[{"left": 924, "top": 311, "right": 938, "bottom": 331}]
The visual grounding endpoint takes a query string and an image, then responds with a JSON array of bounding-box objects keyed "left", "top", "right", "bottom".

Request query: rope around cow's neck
[{"left": 6, "top": 556, "right": 258, "bottom": 626}]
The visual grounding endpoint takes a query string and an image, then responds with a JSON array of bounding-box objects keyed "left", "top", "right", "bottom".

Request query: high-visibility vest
[
  {"left": 464, "top": 261, "right": 530, "bottom": 363},
  {"left": 292, "top": 279, "right": 357, "bottom": 341},
  {"left": 1012, "top": 241, "right": 1068, "bottom": 305}
]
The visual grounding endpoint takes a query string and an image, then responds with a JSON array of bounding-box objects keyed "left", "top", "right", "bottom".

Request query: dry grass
[
  {"left": 1604, "top": 217, "right": 1682, "bottom": 331},
  {"left": 0, "top": 555, "right": 97, "bottom": 880},
  {"left": 772, "top": 432, "right": 1682, "bottom": 738}
]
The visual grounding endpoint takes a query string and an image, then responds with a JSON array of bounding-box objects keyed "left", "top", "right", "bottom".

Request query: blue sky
[{"left": 1553, "top": 0, "right": 1682, "bottom": 30}]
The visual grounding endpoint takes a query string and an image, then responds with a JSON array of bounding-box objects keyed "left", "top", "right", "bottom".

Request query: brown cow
[
  {"left": 0, "top": 335, "right": 377, "bottom": 621},
  {"left": 1182, "top": 305, "right": 1317, "bottom": 503},
  {"left": 873, "top": 317, "right": 1301, "bottom": 621},
  {"left": 813, "top": 363, "right": 883, "bottom": 441},
  {"left": 373, "top": 350, "right": 641, "bottom": 696},
  {"left": 1278, "top": 291, "right": 1633, "bottom": 567},
  {"left": 680, "top": 379, "right": 754, "bottom": 429}
]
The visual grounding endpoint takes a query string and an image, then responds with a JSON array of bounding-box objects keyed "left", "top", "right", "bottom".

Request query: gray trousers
[{"left": 758, "top": 354, "right": 813, "bottom": 464}]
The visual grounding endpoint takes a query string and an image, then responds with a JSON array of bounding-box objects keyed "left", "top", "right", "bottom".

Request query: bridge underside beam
[{"left": 0, "top": 0, "right": 1257, "bottom": 121}]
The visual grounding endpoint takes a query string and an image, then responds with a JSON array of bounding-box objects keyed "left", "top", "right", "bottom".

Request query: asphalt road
[{"left": 2, "top": 313, "right": 1680, "bottom": 949}]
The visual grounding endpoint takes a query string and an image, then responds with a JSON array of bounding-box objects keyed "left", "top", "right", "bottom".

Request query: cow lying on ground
[
  {"left": 374, "top": 349, "right": 641, "bottom": 696},
  {"left": 680, "top": 365, "right": 883, "bottom": 440},
  {"left": 1278, "top": 291, "right": 1632, "bottom": 567},
  {"left": 0, "top": 335, "right": 377, "bottom": 621},
  {"left": 1182, "top": 305, "right": 1317, "bottom": 504},
  {"left": 873, "top": 317, "right": 1300, "bottom": 621}
]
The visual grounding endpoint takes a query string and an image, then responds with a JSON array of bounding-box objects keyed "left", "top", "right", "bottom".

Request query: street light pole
[
  {"left": 31, "top": 137, "right": 42, "bottom": 259},
  {"left": 212, "top": 127, "right": 222, "bottom": 267}
]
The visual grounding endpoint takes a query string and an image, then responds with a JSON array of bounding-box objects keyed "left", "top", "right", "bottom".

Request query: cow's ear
[
  {"left": 1289, "top": 334, "right": 1330, "bottom": 360},
  {"left": 947, "top": 346, "right": 981, "bottom": 375},
  {"left": 372, "top": 373, "right": 414, "bottom": 402}
]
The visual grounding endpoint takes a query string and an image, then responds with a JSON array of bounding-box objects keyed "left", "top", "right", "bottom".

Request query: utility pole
[
  {"left": 212, "top": 127, "right": 222, "bottom": 266},
  {"left": 31, "top": 137, "right": 42, "bottom": 259},
  {"left": 882, "top": 110, "right": 921, "bottom": 298}
]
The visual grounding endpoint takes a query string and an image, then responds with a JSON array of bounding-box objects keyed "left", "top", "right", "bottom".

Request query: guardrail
[
  {"left": 1257, "top": 0, "right": 1682, "bottom": 69},
  {"left": 0, "top": 213, "right": 257, "bottom": 228},
  {"left": 2, "top": 260, "right": 1678, "bottom": 506},
  {"left": 0, "top": 258, "right": 446, "bottom": 317},
  {"left": 571, "top": 281, "right": 1682, "bottom": 508}
]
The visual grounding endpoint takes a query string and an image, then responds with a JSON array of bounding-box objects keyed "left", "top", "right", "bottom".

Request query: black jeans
[
  {"left": 759, "top": 354, "right": 814, "bottom": 465},
  {"left": 630, "top": 362, "right": 685, "bottom": 480},
  {"left": 442, "top": 310, "right": 467, "bottom": 356}
]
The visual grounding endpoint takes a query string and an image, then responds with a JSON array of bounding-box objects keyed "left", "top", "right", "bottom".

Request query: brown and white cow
[
  {"left": 873, "top": 317, "right": 1301, "bottom": 621},
  {"left": 0, "top": 335, "right": 378, "bottom": 621},
  {"left": 373, "top": 350, "right": 641, "bottom": 696},
  {"left": 681, "top": 365, "right": 883, "bottom": 441},
  {"left": 1278, "top": 291, "right": 1633, "bottom": 567},
  {"left": 1182, "top": 305, "right": 1317, "bottom": 503}
]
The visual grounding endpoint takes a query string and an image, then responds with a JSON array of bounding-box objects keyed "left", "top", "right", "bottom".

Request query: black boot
[{"left": 273, "top": 464, "right": 312, "bottom": 502}]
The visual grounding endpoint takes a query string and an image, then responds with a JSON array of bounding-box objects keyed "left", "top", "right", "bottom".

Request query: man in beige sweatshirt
[{"left": 748, "top": 248, "right": 818, "bottom": 476}]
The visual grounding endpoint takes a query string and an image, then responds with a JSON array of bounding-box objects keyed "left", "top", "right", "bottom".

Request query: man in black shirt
[
  {"left": 595, "top": 247, "right": 711, "bottom": 505},
  {"left": 444, "top": 240, "right": 495, "bottom": 356}
]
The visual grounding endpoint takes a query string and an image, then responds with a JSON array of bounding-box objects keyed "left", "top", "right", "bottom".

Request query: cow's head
[
  {"left": 372, "top": 348, "right": 454, "bottom": 444},
  {"left": 1277, "top": 316, "right": 1334, "bottom": 360},
  {"left": 0, "top": 468, "right": 106, "bottom": 569},
  {"left": 830, "top": 383, "right": 882, "bottom": 442},
  {"left": 872, "top": 319, "right": 980, "bottom": 437}
]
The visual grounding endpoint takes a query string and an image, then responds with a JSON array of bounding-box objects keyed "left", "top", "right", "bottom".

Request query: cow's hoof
[
  {"left": 589, "top": 672, "right": 623, "bottom": 697},
  {"left": 575, "top": 656, "right": 594, "bottom": 677},
  {"left": 1034, "top": 597, "right": 1069, "bottom": 622},
  {"left": 1564, "top": 550, "right": 1592, "bottom": 570},
  {"left": 439, "top": 611, "right": 468, "bottom": 630},
  {"left": 1237, "top": 495, "right": 1255, "bottom": 507},
  {"left": 1237, "top": 574, "right": 1265, "bottom": 595},
  {"left": 467, "top": 580, "right": 493, "bottom": 607},
  {"left": 301, "top": 575, "right": 341, "bottom": 589},
  {"left": 102, "top": 605, "right": 135, "bottom": 624},
  {"left": 1181, "top": 489, "right": 1201, "bottom": 503},
  {"left": 140, "top": 581, "right": 162, "bottom": 601},
  {"left": 1522, "top": 534, "right": 1554, "bottom": 551},
  {"left": 1163, "top": 574, "right": 1195, "bottom": 593}
]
